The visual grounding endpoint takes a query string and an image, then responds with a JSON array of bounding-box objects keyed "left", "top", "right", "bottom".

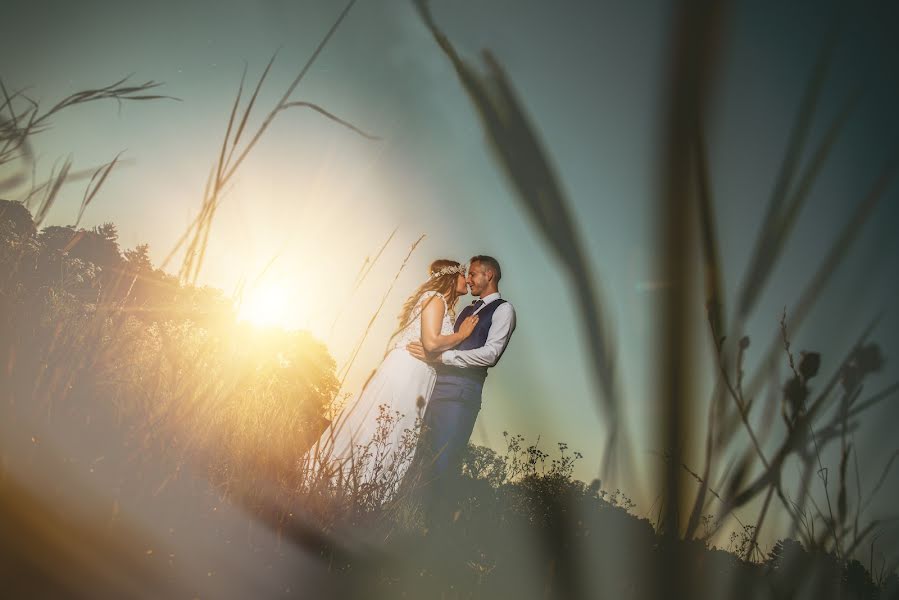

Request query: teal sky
[{"left": 4, "top": 0, "right": 899, "bottom": 557}]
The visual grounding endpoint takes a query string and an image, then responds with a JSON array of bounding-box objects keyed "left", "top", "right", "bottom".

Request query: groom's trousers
[{"left": 416, "top": 377, "right": 482, "bottom": 525}]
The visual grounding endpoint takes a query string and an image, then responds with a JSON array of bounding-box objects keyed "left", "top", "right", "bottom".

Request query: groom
[{"left": 407, "top": 255, "right": 516, "bottom": 524}]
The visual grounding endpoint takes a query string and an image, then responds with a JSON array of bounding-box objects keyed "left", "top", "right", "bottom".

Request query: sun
[{"left": 237, "top": 278, "right": 299, "bottom": 329}]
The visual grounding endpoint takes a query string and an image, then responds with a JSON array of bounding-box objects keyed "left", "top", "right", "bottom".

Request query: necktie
[{"left": 471, "top": 299, "right": 485, "bottom": 313}]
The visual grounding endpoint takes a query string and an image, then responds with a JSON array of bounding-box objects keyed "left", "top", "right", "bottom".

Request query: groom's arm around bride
[{"left": 407, "top": 256, "right": 516, "bottom": 370}]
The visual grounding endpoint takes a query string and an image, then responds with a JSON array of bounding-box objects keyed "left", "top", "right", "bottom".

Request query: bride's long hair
[{"left": 390, "top": 259, "right": 464, "bottom": 341}]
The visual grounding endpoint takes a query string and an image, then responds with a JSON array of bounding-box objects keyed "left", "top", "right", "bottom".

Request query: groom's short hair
[{"left": 470, "top": 255, "right": 501, "bottom": 283}]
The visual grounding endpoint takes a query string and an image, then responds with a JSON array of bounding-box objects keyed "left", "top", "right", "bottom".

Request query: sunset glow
[{"left": 237, "top": 278, "right": 300, "bottom": 330}]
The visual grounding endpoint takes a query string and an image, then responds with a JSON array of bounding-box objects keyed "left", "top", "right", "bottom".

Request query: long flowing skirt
[{"left": 302, "top": 348, "right": 436, "bottom": 492}]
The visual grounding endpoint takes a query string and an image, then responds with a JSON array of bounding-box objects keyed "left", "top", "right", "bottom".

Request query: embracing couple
[{"left": 304, "top": 255, "right": 515, "bottom": 523}]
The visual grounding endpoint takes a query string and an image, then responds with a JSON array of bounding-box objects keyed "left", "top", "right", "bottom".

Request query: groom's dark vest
[{"left": 434, "top": 298, "right": 507, "bottom": 385}]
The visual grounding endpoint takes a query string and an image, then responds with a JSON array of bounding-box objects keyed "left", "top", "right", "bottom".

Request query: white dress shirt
[{"left": 440, "top": 292, "right": 516, "bottom": 368}]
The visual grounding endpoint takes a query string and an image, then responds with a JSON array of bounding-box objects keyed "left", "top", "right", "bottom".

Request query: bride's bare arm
[{"left": 420, "top": 296, "right": 478, "bottom": 353}]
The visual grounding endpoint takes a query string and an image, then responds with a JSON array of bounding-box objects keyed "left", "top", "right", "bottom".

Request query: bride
[{"left": 302, "top": 259, "right": 478, "bottom": 490}]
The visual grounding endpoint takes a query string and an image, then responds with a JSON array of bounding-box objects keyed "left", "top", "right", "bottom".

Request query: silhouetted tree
[{"left": 0, "top": 200, "right": 36, "bottom": 237}]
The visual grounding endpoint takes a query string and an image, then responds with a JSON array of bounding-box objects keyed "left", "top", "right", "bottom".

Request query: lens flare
[{"left": 237, "top": 279, "right": 296, "bottom": 329}]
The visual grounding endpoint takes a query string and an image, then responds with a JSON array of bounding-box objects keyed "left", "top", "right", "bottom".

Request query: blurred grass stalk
[
  {"left": 413, "top": 0, "right": 628, "bottom": 490},
  {"left": 652, "top": 1, "right": 723, "bottom": 598},
  {"left": 160, "top": 0, "right": 377, "bottom": 286}
]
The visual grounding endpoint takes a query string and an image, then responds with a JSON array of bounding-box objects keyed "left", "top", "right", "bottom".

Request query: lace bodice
[{"left": 391, "top": 291, "right": 454, "bottom": 351}]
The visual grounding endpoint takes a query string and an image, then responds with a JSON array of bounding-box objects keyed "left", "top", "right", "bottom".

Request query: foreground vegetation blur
[
  {"left": 2, "top": 199, "right": 897, "bottom": 598},
  {"left": 4, "top": 1, "right": 899, "bottom": 596}
]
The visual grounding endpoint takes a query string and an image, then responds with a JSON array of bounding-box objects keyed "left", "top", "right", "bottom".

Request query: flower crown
[{"left": 429, "top": 264, "right": 466, "bottom": 279}]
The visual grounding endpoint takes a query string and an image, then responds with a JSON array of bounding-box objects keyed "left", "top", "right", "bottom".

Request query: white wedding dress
[{"left": 302, "top": 291, "right": 454, "bottom": 490}]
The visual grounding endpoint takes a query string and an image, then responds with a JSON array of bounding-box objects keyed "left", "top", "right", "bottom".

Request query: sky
[{"left": 4, "top": 0, "right": 899, "bottom": 562}]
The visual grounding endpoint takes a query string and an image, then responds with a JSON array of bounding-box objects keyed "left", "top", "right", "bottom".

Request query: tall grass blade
[
  {"left": 652, "top": 10, "right": 723, "bottom": 598},
  {"left": 844, "top": 380, "right": 899, "bottom": 421},
  {"left": 733, "top": 25, "right": 840, "bottom": 324},
  {"left": 280, "top": 101, "right": 382, "bottom": 140},
  {"left": 685, "top": 113, "right": 726, "bottom": 539},
  {"left": 337, "top": 234, "right": 425, "bottom": 389},
  {"left": 712, "top": 26, "right": 851, "bottom": 457},
  {"left": 221, "top": 0, "right": 360, "bottom": 184},
  {"left": 32, "top": 157, "right": 72, "bottom": 226},
  {"left": 741, "top": 154, "right": 899, "bottom": 404},
  {"left": 162, "top": 0, "right": 371, "bottom": 284},
  {"left": 330, "top": 227, "right": 398, "bottom": 334},
  {"left": 413, "top": 0, "right": 624, "bottom": 489},
  {"left": 217, "top": 63, "right": 247, "bottom": 185},
  {"left": 74, "top": 151, "right": 124, "bottom": 227},
  {"left": 861, "top": 448, "right": 899, "bottom": 514}
]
